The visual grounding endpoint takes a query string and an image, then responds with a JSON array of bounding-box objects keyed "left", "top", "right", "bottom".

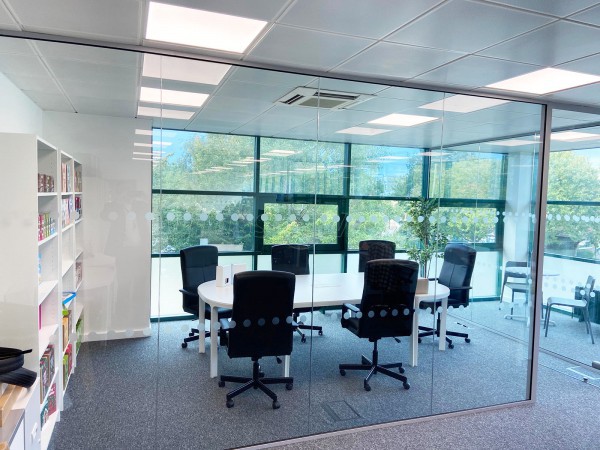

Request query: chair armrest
[
  {"left": 447, "top": 286, "right": 472, "bottom": 291},
  {"left": 219, "top": 318, "right": 231, "bottom": 330},
  {"left": 180, "top": 288, "right": 199, "bottom": 297},
  {"left": 343, "top": 303, "right": 360, "bottom": 313}
]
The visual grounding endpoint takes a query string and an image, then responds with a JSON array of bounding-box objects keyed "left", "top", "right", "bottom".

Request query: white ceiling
[{"left": 0, "top": 0, "right": 600, "bottom": 149}]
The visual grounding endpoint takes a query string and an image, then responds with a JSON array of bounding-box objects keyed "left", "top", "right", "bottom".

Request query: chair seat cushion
[
  {"left": 505, "top": 282, "right": 528, "bottom": 292},
  {"left": 547, "top": 297, "right": 586, "bottom": 308}
]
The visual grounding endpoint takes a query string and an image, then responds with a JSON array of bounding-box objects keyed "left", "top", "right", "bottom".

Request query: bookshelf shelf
[
  {"left": 38, "top": 280, "right": 58, "bottom": 305},
  {"left": 38, "top": 324, "right": 59, "bottom": 354},
  {"left": 62, "top": 223, "right": 74, "bottom": 233},
  {"left": 38, "top": 192, "right": 57, "bottom": 197},
  {"left": 38, "top": 233, "right": 57, "bottom": 246},
  {"left": 61, "top": 260, "right": 74, "bottom": 277}
]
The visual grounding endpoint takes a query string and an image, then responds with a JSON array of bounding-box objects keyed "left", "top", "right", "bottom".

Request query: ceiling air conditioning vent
[{"left": 277, "top": 87, "right": 373, "bottom": 109}]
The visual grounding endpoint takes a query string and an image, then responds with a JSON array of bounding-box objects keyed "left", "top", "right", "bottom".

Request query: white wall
[
  {"left": 43, "top": 111, "right": 154, "bottom": 341},
  {"left": 0, "top": 72, "right": 43, "bottom": 134}
]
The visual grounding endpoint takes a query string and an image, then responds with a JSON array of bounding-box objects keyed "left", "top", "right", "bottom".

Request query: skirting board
[{"left": 83, "top": 327, "right": 152, "bottom": 342}]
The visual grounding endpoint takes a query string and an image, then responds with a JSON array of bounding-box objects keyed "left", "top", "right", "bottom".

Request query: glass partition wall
[
  {"left": 0, "top": 36, "right": 548, "bottom": 449},
  {"left": 538, "top": 109, "right": 600, "bottom": 379}
]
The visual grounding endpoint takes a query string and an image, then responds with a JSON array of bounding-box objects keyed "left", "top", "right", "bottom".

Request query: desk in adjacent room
[{"left": 198, "top": 272, "right": 450, "bottom": 378}]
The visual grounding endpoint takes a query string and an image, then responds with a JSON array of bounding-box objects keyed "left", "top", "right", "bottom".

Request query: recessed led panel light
[
  {"left": 335, "top": 127, "right": 392, "bottom": 136},
  {"left": 486, "top": 68, "right": 600, "bottom": 94},
  {"left": 379, "top": 156, "right": 410, "bottom": 160},
  {"left": 551, "top": 131, "right": 600, "bottom": 141},
  {"left": 140, "top": 87, "right": 209, "bottom": 108},
  {"left": 137, "top": 106, "right": 194, "bottom": 120},
  {"left": 146, "top": 2, "right": 267, "bottom": 53},
  {"left": 142, "top": 54, "right": 231, "bottom": 85},
  {"left": 368, "top": 113, "right": 438, "bottom": 126},
  {"left": 265, "top": 150, "right": 297, "bottom": 157},
  {"left": 419, "top": 95, "right": 508, "bottom": 113},
  {"left": 135, "top": 129, "right": 152, "bottom": 136},
  {"left": 488, "top": 139, "right": 540, "bottom": 146},
  {"left": 134, "top": 142, "right": 152, "bottom": 147}
]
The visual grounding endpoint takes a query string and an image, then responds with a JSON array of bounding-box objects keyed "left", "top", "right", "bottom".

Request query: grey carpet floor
[{"left": 48, "top": 306, "right": 595, "bottom": 449}]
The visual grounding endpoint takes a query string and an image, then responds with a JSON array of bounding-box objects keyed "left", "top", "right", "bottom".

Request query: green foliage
[{"left": 405, "top": 198, "right": 448, "bottom": 276}]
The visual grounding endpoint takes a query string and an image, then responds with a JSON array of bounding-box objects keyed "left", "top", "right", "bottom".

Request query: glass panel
[
  {"left": 152, "top": 194, "right": 255, "bottom": 253},
  {"left": 262, "top": 202, "right": 337, "bottom": 245},
  {"left": 350, "top": 145, "right": 423, "bottom": 196},
  {"left": 153, "top": 131, "right": 255, "bottom": 192},
  {"left": 260, "top": 137, "right": 345, "bottom": 195},
  {"left": 541, "top": 109, "right": 600, "bottom": 369}
]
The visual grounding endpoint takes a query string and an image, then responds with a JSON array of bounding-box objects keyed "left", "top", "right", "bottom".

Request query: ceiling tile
[
  {"left": 247, "top": 24, "right": 374, "bottom": 71},
  {"left": 376, "top": 87, "right": 447, "bottom": 102},
  {"left": 545, "top": 82, "right": 600, "bottom": 106},
  {"left": 45, "top": 59, "right": 139, "bottom": 87},
  {"left": 346, "top": 96, "right": 425, "bottom": 114},
  {"left": 413, "top": 55, "right": 541, "bottom": 88},
  {"left": 305, "top": 77, "right": 387, "bottom": 95},
  {"left": 61, "top": 80, "right": 137, "bottom": 102},
  {"left": 70, "top": 96, "right": 137, "bottom": 117},
  {"left": 6, "top": 0, "right": 142, "bottom": 44},
  {"left": 155, "top": 0, "right": 292, "bottom": 21},
  {"left": 0, "top": 37, "right": 35, "bottom": 55},
  {"left": 279, "top": 0, "right": 443, "bottom": 39},
  {"left": 35, "top": 41, "right": 140, "bottom": 67},
  {"left": 386, "top": 0, "right": 553, "bottom": 53},
  {"left": 557, "top": 53, "right": 600, "bottom": 76},
  {"left": 228, "top": 66, "right": 315, "bottom": 87},
  {"left": 203, "top": 95, "right": 273, "bottom": 115},
  {"left": 7, "top": 73, "right": 61, "bottom": 94},
  {"left": 483, "top": 0, "right": 600, "bottom": 17},
  {"left": 233, "top": 104, "right": 317, "bottom": 136},
  {"left": 569, "top": 4, "right": 600, "bottom": 26},
  {"left": 22, "top": 90, "right": 74, "bottom": 112},
  {"left": 0, "top": 53, "right": 47, "bottom": 75},
  {"left": 214, "top": 79, "right": 296, "bottom": 103},
  {"left": 334, "top": 42, "right": 464, "bottom": 79},
  {"left": 0, "top": 3, "right": 19, "bottom": 29},
  {"left": 479, "top": 21, "right": 600, "bottom": 66},
  {"left": 140, "top": 78, "right": 218, "bottom": 96}
]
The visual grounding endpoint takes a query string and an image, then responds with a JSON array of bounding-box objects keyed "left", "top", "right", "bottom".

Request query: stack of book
[{"left": 39, "top": 344, "right": 55, "bottom": 402}]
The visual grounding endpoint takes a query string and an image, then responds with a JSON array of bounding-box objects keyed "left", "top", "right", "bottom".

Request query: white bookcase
[{"left": 0, "top": 133, "right": 83, "bottom": 450}]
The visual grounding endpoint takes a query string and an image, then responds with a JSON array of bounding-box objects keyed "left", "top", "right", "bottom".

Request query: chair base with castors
[
  {"left": 219, "top": 358, "right": 293, "bottom": 409},
  {"left": 339, "top": 340, "right": 410, "bottom": 391},
  {"left": 293, "top": 312, "right": 323, "bottom": 343},
  {"left": 418, "top": 313, "right": 470, "bottom": 349}
]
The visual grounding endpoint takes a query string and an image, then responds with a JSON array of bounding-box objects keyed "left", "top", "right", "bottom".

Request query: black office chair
[
  {"left": 499, "top": 261, "right": 529, "bottom": 315},
  {"left": 418, "top": 243, "right": 476, "bottom": 349},
  {"left": 218, "top": 271, "right": 296, "bottom": 409},
  {"left": 179, "top": 245, "right": 232, "bottom": 349},
  {"left": 358, "top": 240, "right": 396, "bottom": 272},
  {"left": 339, "top": 259, "right": 418, "bottom": 391},
  {"left": 271, "top": 244, "right": 322, "bottom": 343}
]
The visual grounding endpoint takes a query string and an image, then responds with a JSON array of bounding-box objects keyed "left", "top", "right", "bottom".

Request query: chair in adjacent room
[
  {"left": 179, "top": 245, "right": 231, "bottom": 349},
  {"left": 499, "top": 261, "right": 530, "bottom": 316},
  {"left": 338, "top": 259, "right": 418, "bottom": 391},
  {"left": 218, "top": 271, "right": 296, "bottom": 409},
  {"left": 271, "top": 244, "right": 322, "bottom": 342},
  {"left": 418, "top": 243, "right": 477, "bottom": 349},
  {"left": 358, "top": 240, "right": 396, "bottom": 272},
  {"left": 544, "top": 275, "right": 596, "bottom": 344}
]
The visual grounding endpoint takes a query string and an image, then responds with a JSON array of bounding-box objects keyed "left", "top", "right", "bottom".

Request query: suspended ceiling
[{"left": 1, "top": 0, "right": 600, "bottom": 149}]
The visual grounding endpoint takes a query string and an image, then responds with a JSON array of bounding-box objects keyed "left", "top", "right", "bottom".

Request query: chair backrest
[
  {"left": 351, "top": 259, "right": 418, "bottom": 339},
  {"left": 580, "top": 276, "right": 596, "bottom": 303},
  {"left": 438, "top": 243, "right": 477, "bottom": 307},
  {"left": 271, "top": 244, "right": 310, "bottom": 275},
  {"left": 358, "top": 240, "right": 396, "bottom": 272},
  {"left": 180, "top": 245, "right": 218, "bottom": 313},
  {"left": 504, "top": 260, "right": 528, "bottom": 282},
  {"left": 227, "top": 271, "right": 296, "bottom": 359}
]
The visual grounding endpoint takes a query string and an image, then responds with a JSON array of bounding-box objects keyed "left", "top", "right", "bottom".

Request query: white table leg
[
  {"left": 283, "top": 356, "right": 290, "bottom": 377},
  {"left": 439, "top": 297, "right": 448, "bottom": 351},
  {"left": 409, "top": 300, "right": 420, "bottom": 367},
  {"left": 198, "top": 297, "right": 206, "bottom": 354},
  {"left": 209, "top": 305, "right": 219, "bottom": 378}
]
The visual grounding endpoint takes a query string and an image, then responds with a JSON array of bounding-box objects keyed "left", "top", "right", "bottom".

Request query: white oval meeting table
[{"left": 198, "top": 272, "right": 450, "bottom": 378}]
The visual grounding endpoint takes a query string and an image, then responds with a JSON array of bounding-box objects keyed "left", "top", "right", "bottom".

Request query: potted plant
[{"left": 405, "top": 197, "right": 448, "bottom": 292}]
